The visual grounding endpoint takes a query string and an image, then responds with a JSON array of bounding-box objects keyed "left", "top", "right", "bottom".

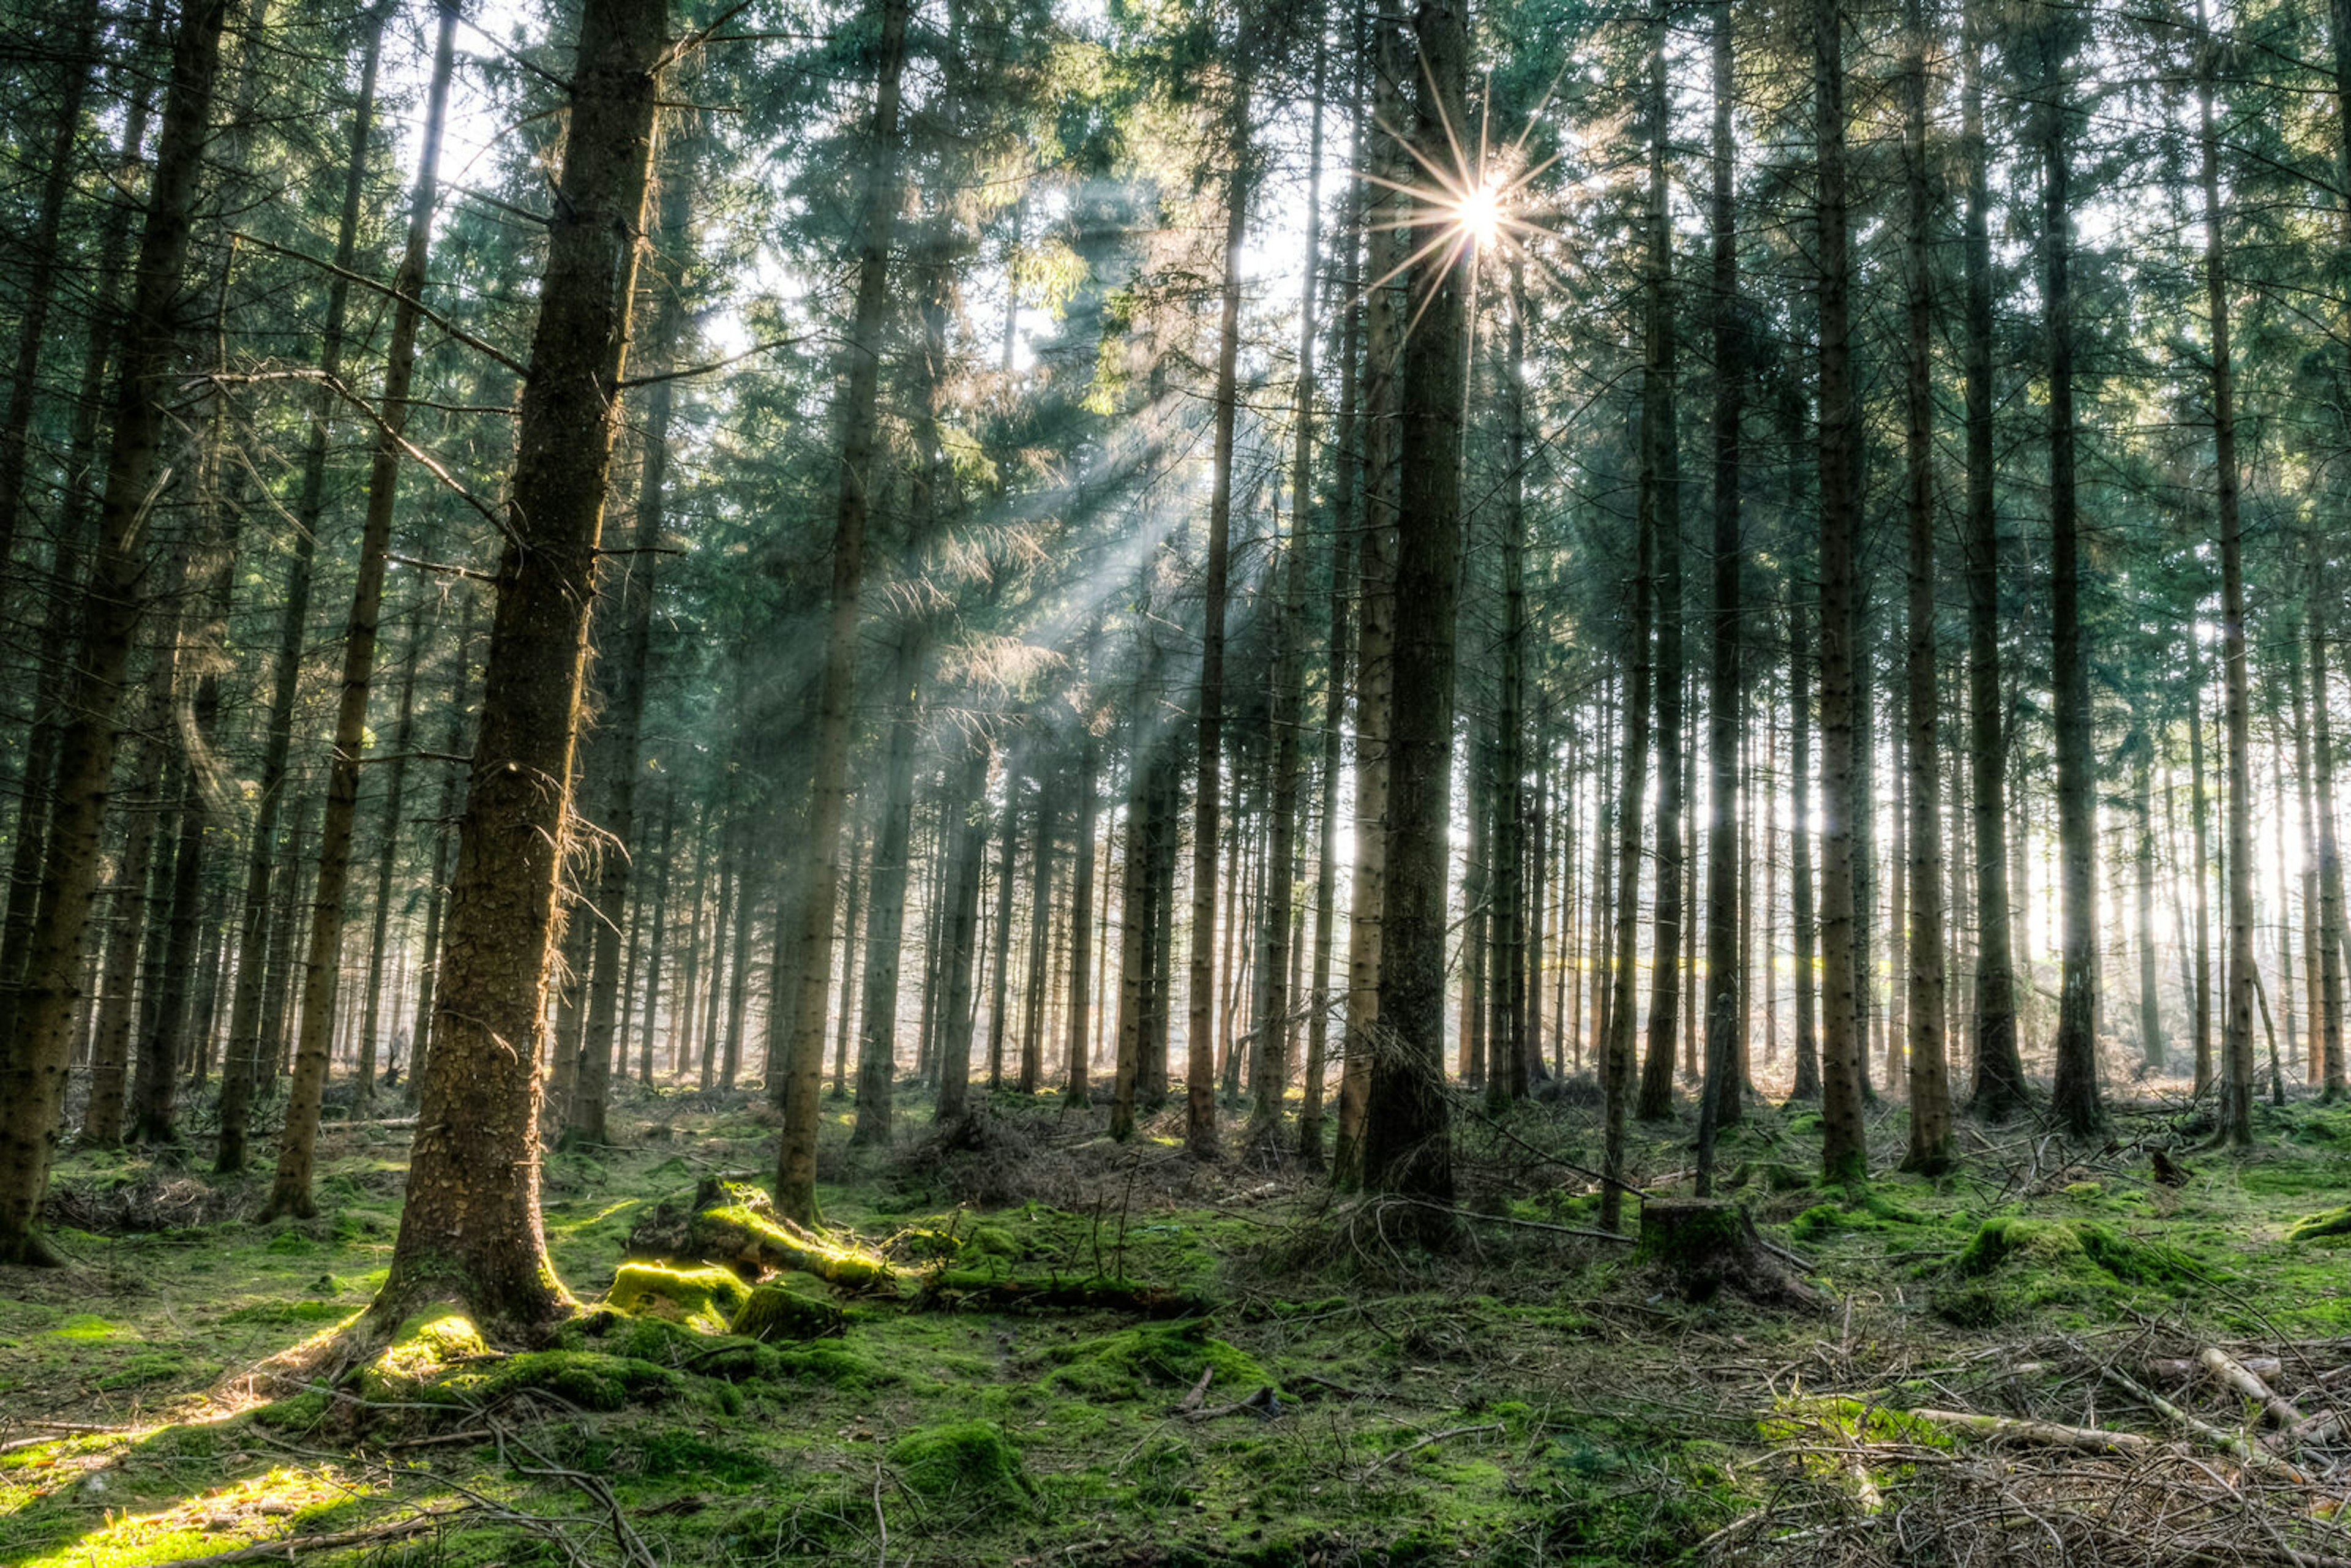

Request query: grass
[{"left": 7, "top": 1079, "right": 2351, "bottom": 1565}]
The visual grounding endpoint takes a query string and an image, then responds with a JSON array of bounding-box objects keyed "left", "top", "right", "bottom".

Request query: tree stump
[{"left": 1637, "top": 1198, "right": 1823, "bottom": 1307}]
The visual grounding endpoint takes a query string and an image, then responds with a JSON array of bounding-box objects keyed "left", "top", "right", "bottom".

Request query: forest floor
[{"left": 7, "top": 1076, "right": 2351, "bottom": 1567}]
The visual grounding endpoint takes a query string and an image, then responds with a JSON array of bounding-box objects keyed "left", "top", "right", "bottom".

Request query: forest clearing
[
  {"left": 8, "top": 1081, "right": 2351, "bottom": 1567},
  {"left": 12, "top": 0, "right": 2351, "bottom": 1551}
]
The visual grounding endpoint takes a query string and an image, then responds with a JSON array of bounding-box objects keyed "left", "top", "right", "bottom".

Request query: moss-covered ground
[{"left": 6, "top": 1083, "right": 2351, "bottom": 1566}]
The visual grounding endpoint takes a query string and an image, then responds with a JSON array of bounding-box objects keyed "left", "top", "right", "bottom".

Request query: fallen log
[
  {"left": 2202, "top": 1346, "right": 2305, "bottom": 1429},
  {"left": 2099, "top": 1364, "right": 2306, "bottom": 1479},
  {"left": 912, "top": 1270, "right": 1213, "bottom": 1318},
  {"left": 1908, "top": 1409, "right": 2153, "bottom": 1455}
]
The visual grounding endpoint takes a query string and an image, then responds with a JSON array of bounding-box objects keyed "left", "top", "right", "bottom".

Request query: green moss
[
  {"left": 887, "top": 1420, "right": 1034, "bottom": 1507},
  {"left": 1043, "top": 1321, "right": 1269, "bottom": 1403},
  {"left": 769, "top": 1341, "right": 899, "bottom": 1388},
  {"left": 50, "top": 1313, "right": 125, "bottom": 1341},
  {"left": 359, "top": 1313, "right": 487, "bottom": 1398},
  {"left": 220, "top": 1300, "right": 350, "bottom": 1326},
  {"left": 2288, "top": 1205, "right": 2351, "bottom": 1241},
  {"left": 471, "top": 1350, "right": 677, "bottom": 1412},
  {"left": 606, "top": 1262, "right": 751, "bottom": 1332},
  {"left": 250, "top": 1390, "right": 332, "bottom": 1430},
  {"left": 636, "top": 1432, "right": 771, "bottom": 1485},
  {"left": 1937, "top": 1216, "right": 2202, "bottom": 1326},
  {"left": 730, "top": 1282, "right": 844, "bottom": 1343}
]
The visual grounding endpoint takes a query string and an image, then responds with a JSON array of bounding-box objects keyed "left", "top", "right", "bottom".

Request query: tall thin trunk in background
[
  {"left": 2312, "top": 619, "right": 2348, "bottom": 1099},
  {"left": 0, "top": 0, "right": 236, "bottom": 1266},
  {"left": 2190, "top": 677, "right": 2216, "bottom": 1092},
  {"left": 408, "top": 596, "right": 475, "bottom": 1101},
  {"left": 1636, "top": 0, "right": 1685, "bottom": 1122},
  {"left": 1815, "top": 0, "right": 1867, "bottom": 1182},
  {"left": 1791, "top": 600, "right": 1820, "bottom": 1100},
  {"left": 1186, "top": 42, "right": 1254, "bottom": 1161},
  {"left": 1695, "top": 0, "right": 1742, "bottom": 1188},
  {"left": 775, "top": 0, "right": 911, "bottom": 1224},
  {"left": 1900, "top": 0, "right": 1949, "bottom": 1171},
  {"left": 370, "top": 0, "right": 667, "bottom": 1326},
  {"left": 1488, "top": 261, "right": 1529, "bottom": 1106},
  {"left": 1065, "top": 678, "right": 1101, "bottom": 1103},
  {"left": 1254, "top": 19, "right": 1322, "bottom": 1145},
  {"left": 638, "top": 786, "right": 675, "bottom": 1082},
  {"left": 2037, "top": 4, "right": 2103, "bottom": 1136},
  {"left": 569, "top": 118, "right": 697, "bottom": 1146},
  {"left": 356, "top": 602, "right": 424, "bottom": 1111},
  {"left": 1962, "top": 0, "right": 2023, "bottom": 1116},
  {"left": 263, "top": 5, "right": 452, "bottom": 1217},
  {"left": 1335, "top": 6, "right": 1404, "bottom": 1186},
  {"left": 2135, "top": 735, "right": 2164, "bottom": 1071},
  {"left": 936, "top": 741, "right": 989, "bottom": 1122}
]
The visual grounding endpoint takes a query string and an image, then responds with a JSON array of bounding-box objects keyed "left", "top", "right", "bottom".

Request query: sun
[{"left": 1455, "top": 178, "right": 1504, "bottom": 250}]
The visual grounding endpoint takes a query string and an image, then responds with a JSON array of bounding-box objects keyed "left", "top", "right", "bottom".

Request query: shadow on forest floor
[{"left": 9, "top": 1074, "right": 2351, "bottom": 1566}]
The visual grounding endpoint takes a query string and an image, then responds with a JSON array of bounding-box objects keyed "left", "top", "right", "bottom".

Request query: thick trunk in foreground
[
  {"left": 1362, "top": 0, "right": 1464, "bottom": 1214},
  {"left": 774, "top": 0, "right": 910, "bottom": 1224},
  {"left": 371, "top": 0, "right": 666, "bottom": 1329},
  {"left": 0, "top": 0, "right": 234, "bottom": 1267}
]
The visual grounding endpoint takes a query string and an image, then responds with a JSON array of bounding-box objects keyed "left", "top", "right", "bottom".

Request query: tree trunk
[
  {"left": 0, "top": 0, "right": 103, "bottom": 595},
  {"left": 2037, "top": 3, "right": 2102, "bottom": 1137},
  {"left": 1815, "top": 0, "right": 1867, "bottom": 1182},
  {"left": 0, "top": 0, "right": 236, "bottom": 1266},
  {"left": 356, "top": 600, "right": 424, "bottom": 1114},
  {"left": 1960, "top": 0, "right": 2023, "bottom": 1117},
  {"left": 263, "top": 5, "right": 449, "bottom": 1218},
  {"left": 1695, "top": 0, "right": 1742, "bottom": 1188},
  {"left": 1334, "top": 3, "right": 1404, "bottom": 1187},
  {"left": 1900, "top": 0, "right": 1949, "bottom": 1171},
  {"left": 1791, "top": 600, "right": 1820, "bottom": 1101},
  {"left": 407, "top": 596, "right": 475, "bottom": 1101},
  {"left": 638, "top": 783, "right": 676, "bottom": 1084},
  {"left": 1488, "top": 260, "right": 1530, "bottom": 1109},
  {"left": 1636, "top": 0, "right": 1684, "bottom": 1123},
  {"left": 1253, "top": 41, "right": 1319, "bottom": 1142},
  {"left": 371, "top": 0, "right": 666, "bottom": 1328},
  {"left": 1183, "top": 52, "right": 1254, "bottom": 1161},
  {"left": 937, "top": 740, "right": 989, "bottom": 1123},
  {"left": 1363, "top": 0, "right": 1465, "bottom": 1215}
]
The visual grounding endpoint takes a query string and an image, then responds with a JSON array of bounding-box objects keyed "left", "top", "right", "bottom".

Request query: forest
[{"left": 7, "top": 0, "right": 2351, "bottom": 1555}]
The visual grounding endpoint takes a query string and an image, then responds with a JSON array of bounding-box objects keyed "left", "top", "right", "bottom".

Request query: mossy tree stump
[{"left": 1637, "top": 1199, "right": 1823, "bottom": 1307}]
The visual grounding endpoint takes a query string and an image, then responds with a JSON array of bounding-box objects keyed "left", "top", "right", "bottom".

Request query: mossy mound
[
  {"left": 469, "top": 1351, "right": 678, "bottom": 1412},
  {"left": 1042, "top": 1320, "right": 1267, "bottom": 1403},
  {"left": 638, "top": 1180, "right": 892, "bottom": 1288},
  {"left": 557, "top": 1308, "right": 782, "bottom": 1381},
  {"left": 1935, "top": 1217, "right": 2200, "bottom": 1327},
  {"left": 2288, "top": 1206, "right": 2351, "bottom": 1242},
  {"left": 887, "top": 1420, "right": 1034, "bottom": 1507},
  {"left": 730, "top": 1283, "right": 844, "bottom": 1343},
  {"left": 606, "top": 1262, "right": 750, "bottom": 1332},
  {"left": 358, "top": 1313, "right": 487, "bottom": 1399}
]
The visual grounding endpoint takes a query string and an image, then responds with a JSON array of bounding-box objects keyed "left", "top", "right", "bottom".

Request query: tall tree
[
  {"left": 370, "top": 0, "right": 668, "bottom": 1326},
  {"left": 0, "top": 0, "right": 236, "bottom": 1266},
  {"left": 774, "top": 0, "right": 912, "bottom": 1223}
]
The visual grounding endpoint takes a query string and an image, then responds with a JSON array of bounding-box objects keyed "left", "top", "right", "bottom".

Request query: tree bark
[
  {"left": 0, "top": 0, "right": 236, "bottom": 1266},
  {"left": 371, "top": 0, "right": 666, "bottom": 1327},
  {"left": 1363, "top": 0, "right": 1465, "bottom": 1214},
  {"left": 1636, "top": 0, "right": 1684, "bottom": 1123},
  {"left": 2037, "top": 2, "right": 2103, "bottom": 1136},
  {"left": 1695, "top": 0, "right": 1742, "bottom": 1188},
  {"left": 1900, "top": 0, "right": 1950, "bottom": 1172},
  {"left": 1815, "top": 0, "right": 1867, "bottom": 1182}
]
